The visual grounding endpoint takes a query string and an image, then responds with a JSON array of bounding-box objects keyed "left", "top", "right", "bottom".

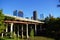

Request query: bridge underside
[{"left": 1, "top": 20, "right": 43, "bottom": 38}]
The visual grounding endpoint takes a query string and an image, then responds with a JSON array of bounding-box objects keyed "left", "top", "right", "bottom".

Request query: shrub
[{"left": 30, "top": 29, "right": 34, "bottom": 38}]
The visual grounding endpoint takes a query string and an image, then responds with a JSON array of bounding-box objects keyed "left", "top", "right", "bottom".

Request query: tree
[
  {"left": 0, "top": 10, "right": 5, "bottom": 33},
  {"left": 44, "top": 15, "right": 60, "bottom": 39}
]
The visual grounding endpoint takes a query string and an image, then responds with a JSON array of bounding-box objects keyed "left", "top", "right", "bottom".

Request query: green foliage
[
  {"left": 0, "top": 10, "right": 5, "bottom": 33},
  {"left": 30, "top": 29, "right": 34, "bottom": 38},
  {"left": 45, "top": 17, "right": 60, "bottom": 31},
  {"left": 6, "top": 32, "right": 17, "bottom": 39},
  {"left": 11, "top": 32, "right": 17, "bottom": 39},
  {"left": 44, "top": 16, "right": 60, "bottom": 39},
  {"left": 4, "top": 16, "right": 15, "bottom": 20},
  {"left": 0, "top": 37, "right": 5, "bottom": 40}
]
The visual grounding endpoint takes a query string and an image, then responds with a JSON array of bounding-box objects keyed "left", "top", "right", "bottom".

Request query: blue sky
[{"left": 0, "top": 0, "right": 60, "bottom": 19}]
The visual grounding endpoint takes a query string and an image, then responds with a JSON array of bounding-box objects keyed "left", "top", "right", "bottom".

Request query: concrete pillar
[
  {"left": 35, "top": 24, "right": 37, "bottom": 35},
  {"left": 26, "top": 24, "right": 29, "bottom": 38},
  {"left": 2, "top": 33, "right": 3, "bottom": 38},
  {"left": 6, "top": 25, "right": 8, "bottom": 32},
  {"left": 6, "top": 24, "right": 8, "bottom": 36},
  {"left": 10, "top": 23, "right": 13, "bottom": 37},
  {"left": 22, "top": 24, "right": 23, "bottom": 38},
  {"left": 18, "top": 25, "right": 19, "bottom": 37}
]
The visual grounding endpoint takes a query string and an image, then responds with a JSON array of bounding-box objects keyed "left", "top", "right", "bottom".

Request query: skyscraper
[
  {"left": 18, "top": 10, "right": 23, "bottom": 17},
  {"left": 13, "top": 10, "right": 17, "bottom": 16},
  {"left": 57, "top": 0, "right": 60, "bottom": 7},
  {"left": 31, "top": 16, "right": 33, "bottom": 20},
  {"left": 40, "top": 14, "right": 44, "bottom": 20},
  {"left": 33, "top": 11, "right": 37, "bottom": 20}
]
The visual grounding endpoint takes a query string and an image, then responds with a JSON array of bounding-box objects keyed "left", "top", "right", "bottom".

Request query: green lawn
[
  {"left": 0, "top": 36, "right": 55, "bottom": 40},
  {"left": 0, "top": 36, "right": 54, "bottom": 40},
  {"left": 34, "top": 36, "right": 55, "bottom": 40}
]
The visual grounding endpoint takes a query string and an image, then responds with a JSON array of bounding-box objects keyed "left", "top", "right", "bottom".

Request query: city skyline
[{"left": 0, "top": 0, "right": 60, "bottom": 19}]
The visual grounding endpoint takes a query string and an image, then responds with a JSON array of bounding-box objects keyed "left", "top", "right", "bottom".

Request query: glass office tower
[
  {"left": 18, "top": 11, "right": 23, "bottom": 17},
  {"left": 13, "top": 10, "right": 17, "bottom": 16},
  {"left": 33, "top": 11, "right": 37, "bottom": 20}
]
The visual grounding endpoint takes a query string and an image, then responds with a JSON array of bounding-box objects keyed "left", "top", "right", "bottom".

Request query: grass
[
  {"left": 34, "top": 36, "right": 55, "bottom": 40},
  {"left": 0, "top": 36, "right": 55, "bottom": 40}
]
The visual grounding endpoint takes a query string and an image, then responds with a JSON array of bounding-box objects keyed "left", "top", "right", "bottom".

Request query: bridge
[{"left": 3, "top": 14, "right": 44, "bottom": 38}]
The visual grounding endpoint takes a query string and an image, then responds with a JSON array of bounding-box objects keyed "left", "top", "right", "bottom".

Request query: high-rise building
[
  {"left": 18, "top": 10, "right": 23, "bottom": 17},
  {"left": 40, "top": 14, "right": 44, "bottom": 20},
  {"left": 33, "top": 11, "right": 37, "bottom": 20},
  {"left": 59, "top": 0, "right": 60, "bottom": 2},
  {"left": 57, "top": 0, "right": 60, "bottom": 7},
  {"left": 13, "top": 10, "right": 17, "bottom": 16},
  {"left": 31, "top": 16, "right": 33, "bottom": 19}
]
